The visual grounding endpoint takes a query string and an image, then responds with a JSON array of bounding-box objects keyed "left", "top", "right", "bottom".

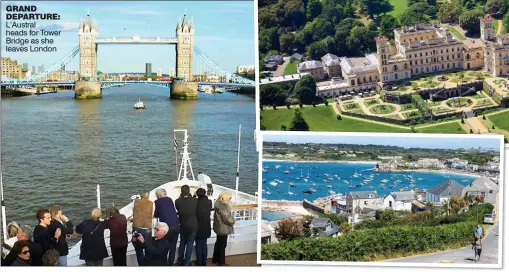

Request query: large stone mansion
[{"left": 301, "top": 16, "right": 509, "bottom": 97}]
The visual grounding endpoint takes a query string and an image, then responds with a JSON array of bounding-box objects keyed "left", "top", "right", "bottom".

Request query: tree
[
  {"left": 409, "top": 2, "right": 438, "bottom": 19},
  {"left": 260, "top": 84, "right": 287, "bottom": 106},
  {"left": 259, "top": 27, "right": 280, "bottom": 53},
  {"left": 274, "top": 218, "right": 302, "bottom": 240},
  {"left": 412, "top": 82, "right": 419, "bottom": 90},
  {"left": 359, "top": 0, "right": 392, "bottom": 19},
  {"left": 400, "top": 9, "right": 427, "bottom": 26},
  {"left": 306, "top": 0, "right": 322, "bottom": 20},
  {"left": 321, "top": 6, "right": 345, "bottom": 25},
  {"left": 492, "top": 125, "right": 496, "bottom": 129},
  {"left": 325, "top": 100, "right": 329, "bottom": 106},
  {"left": 339, "top": 222, "right": 352, "bottom": 234},
  {"left": 461, "top": 118, "right": 465, "bottom": 124},
  {"left": 294, "top": 74, "right": 317, "bottom": 104},
  {"left": 258, "top": 6, "right": 278, "bottom": 28},
  {"left": 379, "top": 15, "right": 401, "bottom": 39},
  {"left": 438, "top": 2, "right": 462, "bottom": 23},
  {"left": 449, "top": 195, "right": 467, "bottom": 214},
  {"left": 279, "top": 33, "right": 295, "bottom": 54},
  {"left": 336, "top": 114, "right": 342, "bottom": 120},
  {"left": 347, "top": 26, "right": 377, "bottom": 55},
  {"left": 290, "top": 109, "right": 310, "bottom": 131},
  {"left": 485, "top": 0, "right": 501, "bottom": 15},
  {"left": 459, "top": 9, "right": 484, "bottom": 34},
  {"left": 502, "top": 0, "right": 509, "bottom": 14},
  {"left": 483, "top": 114, "right": 486, "bottom": 120},
  {"left": 504, "top": 12, "right": 509, "bottom": 34},
  {"left": 281, "top": 125, "right": 287, "bottom": 131}
]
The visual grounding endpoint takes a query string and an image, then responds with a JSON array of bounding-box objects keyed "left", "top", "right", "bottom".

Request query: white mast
[
  {"left": 235, "top": 124, "right": 241, "bottom": 203},
  {"left": 176, "top": 129, "right": 195, "bottom": 181},
  {"left": 96, "top": 184, "right": 101, "bottom": 209},
  {"left": 1, "top": 171, "right": 6, "bottom": 242}
]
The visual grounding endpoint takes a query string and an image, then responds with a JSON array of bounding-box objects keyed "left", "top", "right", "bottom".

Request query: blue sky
[
  {"left": 263, "top": 134, "right": 502, "bottom": 150},
  {"left": 1, "top": 1, "right": 255, "bottom": 73}
]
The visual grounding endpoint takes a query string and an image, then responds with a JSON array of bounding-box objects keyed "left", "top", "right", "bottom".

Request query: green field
[
  {"left": 260, "top": 107, "right": 409, "bottom": 132},
  {"left": 284, "top": 61, "right": 299, "bottom": 75},
  {"left": 445, "top": 26, "right": 465, "bottom": 41},
  {"left": 388, "top": 0, "right": 408, "bottom": 17},
  {"left": 416, "top": 122, "right": 466, "bottom": 134},
  {"left": 488, "top": 110, "right": 509, "bottom": 131}
]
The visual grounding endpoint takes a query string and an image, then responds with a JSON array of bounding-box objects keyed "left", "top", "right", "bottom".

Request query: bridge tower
[
  {"left": 75, "top": 12, "right": 102, "bottom": 99},
  {"left": 171, "top": 11, "right": 198, "bottom": 100}
]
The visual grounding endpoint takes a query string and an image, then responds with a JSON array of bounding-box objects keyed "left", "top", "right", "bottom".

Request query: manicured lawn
[
  {"left": 474, "top": 99, "right": 495, "bottom": 108},
  {"left": 431, "top": 106, "right": 456, "bottom": 114},
  {"left": 364, "top": 99, "right": 380, "bottom": 107},
  {"left": 445, "top": 26, "right": 465, "bottom": 41},
  {"left": 416, "top": 122, "right": 466, "bottom": 134},
  {"left": 284, "top": 61, "right": 299, "bottom": 75},
  {"left": 388, "top": 0, "right": 408, "bottom": 17},
  {"left": 369, "top": 104, "right": 397, "bottom": 114},
  {"left": 487, "top": 110, "right": 509, "bottom": 131},
  {"left": 260, "top": 107, "right": 409, "bottom": 132}
]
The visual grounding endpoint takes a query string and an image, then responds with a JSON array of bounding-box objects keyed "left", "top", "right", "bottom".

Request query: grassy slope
[
  {"left": 445, "top": 26, "right": 466, "bottom": 40},
  {"left": 284, "top": 61, "right": 299, "bottom": 75},
  {"left": 388, "top": 0, "right": 409, "bottom": 17},
  {"left": 416, "top": 121, "right": 466, "bottom": 134}
]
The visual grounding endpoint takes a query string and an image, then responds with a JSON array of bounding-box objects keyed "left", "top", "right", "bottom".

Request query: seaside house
[
  {"left": 310, "top": 218, "right": 339, "bottom": 237},
  {"left": 383, "top": 190, "right": 415, "bottom": 211},
  {"left": 425, "top": 180, "right": 465, "bottom": 204},
  {"left": 260, "top": 220, "right": 278, "bottom": 244},
  {"left": 346, "top": 191, "right": 384, "bottom": 214},
  {"left": 411, "top": 201, "right": 442, "bottom": 212},
  {"left": 461, "top": 176, "right": 499, "bottom": 205},
  {"left": 416, "top": 158, "right": 441, "bottom": 168}
]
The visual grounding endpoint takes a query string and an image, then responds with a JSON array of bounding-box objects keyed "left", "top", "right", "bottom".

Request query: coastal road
[{"left": 383, "top": 223, "right": 499, "bottom": 264}]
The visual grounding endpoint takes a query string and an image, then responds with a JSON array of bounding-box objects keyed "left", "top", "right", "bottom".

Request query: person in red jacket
[{"left": 104, "top": 205, "right": 128, "bottom": 266}]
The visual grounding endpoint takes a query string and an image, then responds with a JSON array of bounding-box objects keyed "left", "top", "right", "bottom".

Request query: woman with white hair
[
  {"left": 75, "top": 208, "right": 109, "bottom": 266},
  {"left": 212, "top": 191, "right": 236, "bottom": 266}
]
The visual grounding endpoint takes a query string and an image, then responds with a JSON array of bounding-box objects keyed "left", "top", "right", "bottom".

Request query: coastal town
[{"left": 260, "top": 137, "right": 501, "bottom": 264}]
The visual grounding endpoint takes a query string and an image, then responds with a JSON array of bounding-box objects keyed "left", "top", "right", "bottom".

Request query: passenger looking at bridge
[
  {"left": 33, "top": 208, "right": 61, "bottom": 259},
  {"left": 48, "top": 205, "right": 74, "bottom": 266},
  {"left": 213, "top": 191, "right": 236, "bottom": 266},
  {"left": 75, "top": 208, "right": 109, "bottom": 266},
  {"left": 153, "top": 188, "right": 180, "bottom": 265},
  {"left": 132, "top": 222, "right": 170, "bottom": 266},
  {"left": 1, "top": 221, "right": 20, "bottom": 258},
  {"left": 175, "top": 185, "right": 198, "bottom": 266},
  {"left": 42, "top": 249, "right": 60, "bottom": 266},
  {"left": 104, "top": 205, "right": 128, "bottom": 266},
  {"left": 10, "top": 240, "right": 32, "bottom": 266},
  {"left": 131, "top": 192, "right": 153, "bottom": 266},
  {"left": 2, "top": 225, "right": 43, "bottom": 266},
  {"left": 195, "top": 188, "right": 212, "bottom": 266}
]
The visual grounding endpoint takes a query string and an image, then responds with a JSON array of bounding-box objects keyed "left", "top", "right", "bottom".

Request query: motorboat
[
  {"left": 134, "top": 99, "right": 145, "bottom": 109},
  {"left": 66, "top": 128, "right": 258, "bottom": 266},
  {"left": 284, "top": 170, "right": 290, "bottom": 174},
  {"left": 289, "top": 183, "right": 296, "bottom": 187},
  {"left": 270, "top": 181, "right": 278, "bottom": 187}
]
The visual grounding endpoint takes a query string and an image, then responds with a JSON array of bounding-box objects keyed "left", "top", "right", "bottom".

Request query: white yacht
[
  {"left": 66, "top": 128, "right": 258, "bottom": 266},
  {"left": 134, "top": 99, "right": 145, "bottom": 109}
]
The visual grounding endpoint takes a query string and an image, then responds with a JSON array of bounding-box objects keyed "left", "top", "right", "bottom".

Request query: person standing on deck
[
  {"left": 131, "top": 192, "right": 154, "bottom": 266},
  {"left": 133, "top": 222, "right": 171, "bottom": 266},
  {"left": 75, "top": 208, "right": 109, "bottom": 266},
  {"left": 153, "top": 188, "right": 180, "bottom": 266},
  {"left": 48, "top": 205, "right": 74, "bottom": 266},
  {"left": 10, "top": 240, "right": 32, "bottom": 266},
  {"left": 212, "top": 191, "right": 236, "bottom": 266},
  {"left": 33, "top": 209, "right": 61, "bottom": 258},
  {"left": 2, "top": 225, "right": 43, "bottom": 266},
  {"left": 175, "top": 185, "right": 198, "bottom": 266},
  {"left": 195, "top": 188, "right": 212, "bottom": 266},
  {"left": 104, "top": 205, "right": 128, "bottom": 266}
]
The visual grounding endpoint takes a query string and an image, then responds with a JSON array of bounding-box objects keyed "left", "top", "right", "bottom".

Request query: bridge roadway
[{"left": 1, "top": 80, "right": 254, "bottom": 88}]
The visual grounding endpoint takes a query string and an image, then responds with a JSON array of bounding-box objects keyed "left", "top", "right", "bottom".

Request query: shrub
[
  {"left": 483, "top": 115, "right": 486, "bottom": 120},
  {"left": 325, "top": 100, "right": 329, "bottom": 106},
  {"left": 274, "top": 218, "right": 303, "bottom": 241},
  {"left": 260, "top": 105, "right": 264, "bottom": 111},
  {"left": 281, "top": 125, "right": 287, "bottom": 131},
  {"left": 261, "top": 221, "right": 477, "bottom": 261},
  {"left": 286, "top": 103, "right": 291, "bottom": 109},
  {"left": 492, "top": 125, "right": 495, "bottom": 129},
  {"left": 299, "top": 103, "right": 303, "bottom": 108},
  {"left": 470, "top": 128, "right": 473, "bottom": 133},
  {"left": 336, "top": 114, "right": 342, "bottom": 120},
  {"left": 273, "top": 104, "right": 277, "bottom": 110},
  {"left": 461, "top": 118, "right": 464, "bottom": 124},
  {"left": 312, "top": 102, "right": 316, "bottom": 107}
]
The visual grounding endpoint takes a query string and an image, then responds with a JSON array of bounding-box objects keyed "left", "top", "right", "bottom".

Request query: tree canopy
[
  {"left": 459, "top": 9, "right": 484, "bottom": 34},
  {"left": 290, "top": 109, "right": 310, "bottom": 131}
]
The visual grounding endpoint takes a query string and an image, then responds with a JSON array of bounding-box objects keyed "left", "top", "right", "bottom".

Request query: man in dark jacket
[
  {"left": 195, "top": 188, "right": 212, "bottom": 266},
  {"left": 175, "top": 185, "right": 198, "bottom": 266},
  {"left": 154, "top": 188, "right": 179, "bottom": 265},
  {"left": 134, "top": 222, "right": 170, "bottom": 266},
  {"left": 2, "top": 225, "right": 43, "bottom": 266},
  {"left": 48, "top": 205, "right": 74, "bottom": 266}
]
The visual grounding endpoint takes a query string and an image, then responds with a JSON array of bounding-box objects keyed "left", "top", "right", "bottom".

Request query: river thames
[{"left": 1, "top": 85, "right": 257, "bottom": 233}]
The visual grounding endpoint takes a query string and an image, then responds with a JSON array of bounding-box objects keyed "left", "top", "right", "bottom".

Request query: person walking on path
[
  {"left": 104, "top": 205, "right": 128, "bottom": 266},
  {"left": 75, "top": 208, "right": 109, "bottom": 266},
  {"left": 33, "top": 209, "right": 61, "bottom": 258},
  {"left": 131, "top": 192, "right": 154, "bottom": 266},
  {"left": 48, "top": 205, "right": 74, "bottom": 266},
  {"left": 153, "top": 187, "right": 180, "bottom": 265},
  {"left": 175, "top": 185, "right": 198, "bottom": 266},
  {"left": 212, "top": 191, "right": 236, "bottom": 266},
  {"left": 195, "top": 188, "right": 212, "bottom": 266},
  {"left": 475, "top": 224, "right": 483, "bottom": 239},
  {"left": 472, "top": 236, "right": 483, "bottom": 262}
]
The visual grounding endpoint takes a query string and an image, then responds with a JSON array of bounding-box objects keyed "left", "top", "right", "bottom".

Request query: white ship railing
[{"left": 232, "top": 205, "right": 258, "bottom": 221}]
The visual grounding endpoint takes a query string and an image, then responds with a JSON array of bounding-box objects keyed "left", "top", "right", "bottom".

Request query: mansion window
[
  {"left": 420, "top": 59, "right": 423, "bottom": 64},
  {"left": 426, "top": 59, "right": 428, "bottom": 63},
  {"left": 447, "top": 56, "right": 449, "bottom": 60},
  {"left": 420, "top": 53, "right": 422, "bottom": 57},
  {"left": 441, "top": 56, "right": 444, "bottom": 61},
  {"left": 426, "top": 52, "right": 428, "bottom": 56},
  {"left": 446, "top": 49, "right": 449, "bottom": 53},
  {"left": 452, "top": 48, "right": 455, "bottom": 52},
  {"left": 441, "top": 50, "right": 443, "bottom": 54},
  {"left": 394, "top": 65, "right": 398, "bottom": 71},
  {"left": 452, "top": 55, "right": 455, "bottom": 59},
  {"left": 458, "top": 53, "right": 461, "bottom": 58},
  {"left": 453, "top": 63, "right": 455, "bottom": 68}
]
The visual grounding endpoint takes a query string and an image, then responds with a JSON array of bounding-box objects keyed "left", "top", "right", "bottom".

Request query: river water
[{"left": 1, "top": 85, "right": 257, "bottom": 232}]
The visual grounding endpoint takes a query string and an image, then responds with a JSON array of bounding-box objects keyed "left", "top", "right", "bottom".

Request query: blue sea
[{"left": 261, "top": 161, "right": 478, "bottom": 201}]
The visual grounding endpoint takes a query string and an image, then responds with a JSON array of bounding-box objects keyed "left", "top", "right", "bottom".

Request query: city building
[
  {"left": 236, "top": 65, "right": 255, "bottom": 75},
  {"left": 321, "top": 53, "right": 341, "bottom": 78},
  {"left": 346, "top": 191, "right": 384, "bottom": 214},
  {"left": 297, "top": 60, "right": 325, "bottom": 80},
  {"left": 32, "top": 65, "right": 36, "bottom": 74},
  {"left": 145, "top": 63, "right": 152, "bottom": 77},
  {"left": 1, "top": 57, "right": 23, "bottom": 78},
  {"left": 290, "top": 53, "right": 303, "bottom": 62},
  {"left": 309, "top": 218, "right": 339, "bottom": 237},
  {"left": 264, "top": 55, "right": 284, "bottom": 71},
  {"left": 22, "top": 63, "right": 28, "bottom": 70},
  {"left": 461, "top": 176, "right": 499, "bottom": 205},
  {"left": 157, "top": 68, "right": 162, "bottom": 77},
  {"left": 383, "top": 191, "right": 415, "bottom": 211},
  {"left": 38, "top": 64, "right": 45, "bottom": 74},
  {"left": 425, "top": 180, "right": 465, "bottom": 203}
]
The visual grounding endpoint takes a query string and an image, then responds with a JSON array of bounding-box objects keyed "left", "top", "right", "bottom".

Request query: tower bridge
[{"left": 2, "top": 11, "right": 255, "bottom": 99}]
